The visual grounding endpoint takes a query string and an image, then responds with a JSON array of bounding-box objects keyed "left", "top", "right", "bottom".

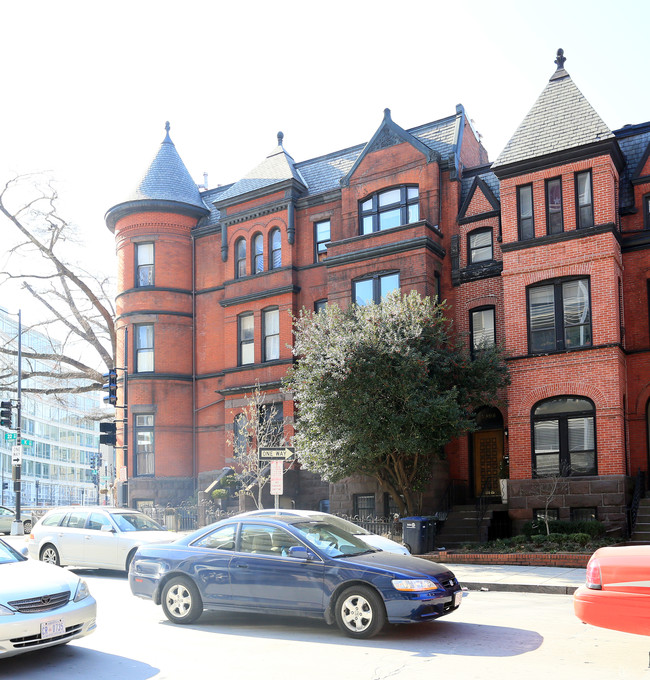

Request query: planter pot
[{"left": 499, "top": 479, "right": 508, "bottom": 503}]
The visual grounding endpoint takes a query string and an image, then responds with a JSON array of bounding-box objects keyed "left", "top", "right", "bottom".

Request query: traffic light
[
  {"left": 99, "top": 421, "right": 117, "bottom": 446},
  {"left": 0, "top": 401, "right": 12, "bottom": 428},
  {"left": 102, "top": 369, "right": 118, "bottom": 406}
]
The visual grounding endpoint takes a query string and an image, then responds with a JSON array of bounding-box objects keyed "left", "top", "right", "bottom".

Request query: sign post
[{"left": 258, "top": 448, "right": 296, "bottom": 509}]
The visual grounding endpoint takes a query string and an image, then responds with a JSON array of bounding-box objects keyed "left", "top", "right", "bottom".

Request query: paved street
[{"left": 2, "top": 567, "right": 650, "bottom": 680}]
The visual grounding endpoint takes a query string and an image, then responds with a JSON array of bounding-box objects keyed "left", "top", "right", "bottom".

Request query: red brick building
[{"left": 105, "top": 51, "right": 650, "bottom": 536}]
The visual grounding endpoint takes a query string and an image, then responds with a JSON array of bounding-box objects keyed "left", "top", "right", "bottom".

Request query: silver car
[
  {"left": 237, "top": 509, "right": 410, "bottom": 555},
  {"left": 28, "top": 506, "right": 180, "bottom": 572},
  {"left": 0, "top": 538, "right": 96, "bottom": 658},
  {"left": 0, "top": 506, "right": 33, "bottom": 534}
]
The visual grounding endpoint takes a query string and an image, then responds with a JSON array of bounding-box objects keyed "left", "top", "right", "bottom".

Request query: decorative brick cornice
[{"left": 219, "top": 286, "right": 300, "bottom": 308}]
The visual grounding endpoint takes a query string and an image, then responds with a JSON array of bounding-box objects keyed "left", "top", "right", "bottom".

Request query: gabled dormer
[
  {"left": 214, "top": 133, "right": 308, "bottom": 260},
  {"left": 340, "top": 109, "right": 440, "bottom": 188}
]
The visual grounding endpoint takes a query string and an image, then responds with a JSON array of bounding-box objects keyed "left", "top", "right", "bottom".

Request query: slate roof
[
  {"left": 461, "top": 165, "right": 500, "bottom": 205},
  {"left": 216, "top": 133, "right": 308, "bottom": 203},
  {"left": 493, "top": 60, "right": 613, "bottom": 169},
  {"left": 127, "top": 122, "right": 206, "bottom": 211},
  {"left": 614, "top": 122, "right": 650, "bottom": 211},
  {"left": 294, "top": 113, "right": 460, "bottom": 198}
]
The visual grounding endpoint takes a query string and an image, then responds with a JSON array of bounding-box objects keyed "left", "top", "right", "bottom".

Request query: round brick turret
[{"left": 105, "top": 123, "right": 209, "bottom": 505}]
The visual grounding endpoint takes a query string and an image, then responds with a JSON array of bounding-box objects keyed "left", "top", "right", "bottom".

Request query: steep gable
[{"left": 493, "top": 50, "right": 613, "bottom": 172}]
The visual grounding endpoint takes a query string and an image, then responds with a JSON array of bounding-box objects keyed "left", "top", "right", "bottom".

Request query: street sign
[
  {"left": 3, "top": 434, "right": 31, "bottom": 445},
  {"left": 270, "top": 460, "right": 283, "bottom": 496},
  {"left": 4, "top": 432, "right": 16, "bottom": 440},
  {"left": 258, "top": 447, "right": 296, "bottom": 461},
  {"left": 21, "top": 439, "right": 32, "bottom": 446},
  {"left": 11, "top": 445, "right": 22, "bottom": 466}
]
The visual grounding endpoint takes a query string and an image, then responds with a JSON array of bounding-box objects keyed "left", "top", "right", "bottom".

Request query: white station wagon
[{"left": 28, "top": 506, "right": 180, "bottom": 572}]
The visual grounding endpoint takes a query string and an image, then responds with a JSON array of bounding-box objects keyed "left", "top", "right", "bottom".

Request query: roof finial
[
  {"left": 277, "top": 131, "right": 284, "bottom": 146},
  {"left": 384, "top": 108, "right": 392, "bottom": 120},
  {"left": 555, "top": 48, "right": 566, "bottom": 70},
  {"left": 163, "top": 121, "right": 172, "bottom": 143}
]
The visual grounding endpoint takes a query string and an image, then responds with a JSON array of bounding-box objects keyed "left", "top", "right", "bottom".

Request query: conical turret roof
[
  {"left": 106, "top": 122, "right": 208, "bottom": 231},
  {"left": 493, "top": 49, "right": 613, "bottom": 170}
]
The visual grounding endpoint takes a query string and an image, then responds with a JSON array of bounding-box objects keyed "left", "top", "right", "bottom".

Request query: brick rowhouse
[{"left": 105, "top": 51, "right": 650, "bottom": 537}]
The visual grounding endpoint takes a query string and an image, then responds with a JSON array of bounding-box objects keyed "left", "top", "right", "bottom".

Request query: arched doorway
[{"left": 472, "top": 407, "right": 505, "bottom": 497}]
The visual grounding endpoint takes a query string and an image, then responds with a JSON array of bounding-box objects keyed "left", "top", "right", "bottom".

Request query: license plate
[
  {"left": 41, "top": 618, "right": 65, "bottom": 640},
  {"left": 453, "top": 591, "right": 463, "bottom": 607}
]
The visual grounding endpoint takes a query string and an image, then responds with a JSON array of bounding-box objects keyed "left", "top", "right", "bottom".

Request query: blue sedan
[{"left": 129, "top": 515, "right": 462, "bottom": 638}]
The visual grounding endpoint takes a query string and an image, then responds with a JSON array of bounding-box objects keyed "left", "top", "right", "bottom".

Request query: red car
[{"left": 574, "top": 545, "right": 650, "bottom": 636}]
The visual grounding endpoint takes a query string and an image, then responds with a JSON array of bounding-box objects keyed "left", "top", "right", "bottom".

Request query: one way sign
[{"left": 258, "top": 447, "right": 296, "bottom": 461}]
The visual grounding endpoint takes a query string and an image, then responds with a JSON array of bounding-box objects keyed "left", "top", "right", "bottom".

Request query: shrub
[{"left": 522, "top": 519, "right": 605, "bottom": 538}]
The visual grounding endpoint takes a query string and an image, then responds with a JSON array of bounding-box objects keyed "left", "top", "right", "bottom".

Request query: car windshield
[
  {"left": 0, "top": 539, "right": 25, "bottom": 564},
  {"left": 293, "top": 521, "right": 376, "bottom": 557},
  {"left": 308, "top": 514, "right": 372, "bottom": 536},
  {"left": 111, "top": 512, "right": 165, "bottom": 532}
]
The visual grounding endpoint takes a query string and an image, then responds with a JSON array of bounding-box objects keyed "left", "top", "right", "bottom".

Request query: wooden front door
[{"left": 473, "top": 429, "right": 504, "bottom": 497}]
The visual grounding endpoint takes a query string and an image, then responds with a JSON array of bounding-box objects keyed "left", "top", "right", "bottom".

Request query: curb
[{"left": 460, "top": 581, "right": 578, "bottom": 595}]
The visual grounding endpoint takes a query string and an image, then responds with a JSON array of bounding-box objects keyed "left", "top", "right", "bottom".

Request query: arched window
[
  {"left": 270, "top": 229, "right": 281, "bottom": 269},
  {"left": 532, "top": 396, "right": 596, "bottom": 477},
  {"left": 253, "top": 234, "right": 264, "bottom": 274},
  {"left": 235, "top": 238, "right": 247, "bottom": 279}
]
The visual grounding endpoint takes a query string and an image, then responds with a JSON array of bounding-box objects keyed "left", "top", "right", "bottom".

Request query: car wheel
[
  {"left": 22, "top": 520, "right": 32, "bottom": 534},
  {"left": 334, "top": 585, "right": 386, "bottom": 639},
  {"left": 40, "top": 544, "right": 60, "bottom": 566},
  {"left": 161, "top": 576, "right": 203, "bottom": 625},
  {"left": 125, "top": 549, "right": 137, "bottom": 573}
]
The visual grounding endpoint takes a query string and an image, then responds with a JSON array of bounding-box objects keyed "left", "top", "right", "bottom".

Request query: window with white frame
[
  {"left": 238, "top": 313, "right": 254, "bottom": 365},
  {"left": 134, "top": 414, "right": 154, "bottom": 476},
  {"left": 263, "top": 308, "right": 280, "bottom": 361},
  {"left": 270, "top": 228, "right": 282, "bottom": 269},
  {"left": 135, "top": 242, "right": 154, "bottom": 287},
  {"left": 135, "top": 324, "right": 154, "bottom": 372}
]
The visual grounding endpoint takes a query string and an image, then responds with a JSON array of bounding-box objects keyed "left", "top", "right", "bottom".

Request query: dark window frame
[
  {"left": 314, "top": 219, "right": 331, "bottom": 262},
  {"left": 134, "top": 413, "right": 155, "bottom": 477},
  {"left": 531, "top": 396, "right": 597, "bottom": 478},
  {"left": 269, "top": 228, "right": 282, "bottom": 270},
  {"left": 262, "top": 306, "right": 280, "bottom": 362},
  {"left": 467, "top": 227, "right": 493, "bottom": 265},
  {"left": 353, "top": 493, "right": 376, "bottom": 518},
  {"left": 238, "top": 312, "right": 255, "bottom": 366},
  {"left": 359, "top": 185, "right": 419, "bottom": 235},
  {"left": 353, "top": 271, "right": 400, "bottom": 305},
  {"left": 470, "top": 305, "right": 496, "bottom": 357},
  {"left": 526, "top": 276, "right": 592, "bottom": 354},
  {"left": 314, "top": 299, "right": 327, "bottom": 314},
  {"left": 134, "top": 323, "right": 154, "bottom": 373},
  {"left": 252, "top": 233, "right": 264, "bottom": 274},
  {"left": 545, "top": 177, "right": 564, "bottom": 234},
  {"left": 517, "top": 184, "right": 535, "bottom": 240},
  {"left": 575, "top": 170, "right": 594, "bottom": 229},
  {"left": 644, "top": 194, "right": 650, "bottom": 230},
  {"left": 235, "top": 237, "right": 247, "bottom": 279},
  {"left": 135, "top": 242, "right": 155, "bottom": 288}
]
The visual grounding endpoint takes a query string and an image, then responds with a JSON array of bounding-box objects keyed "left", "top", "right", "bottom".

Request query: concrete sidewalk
[
  {"left": 448, "top": 562, "right": 586, "bottom": 595},
  {"left": 2, "top": 534, "right": 585, "bottom": 595}
]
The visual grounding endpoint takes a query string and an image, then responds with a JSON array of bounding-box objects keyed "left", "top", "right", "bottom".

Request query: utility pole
[{"left": 10, "top": 310, "right": 22, "bottom": 536}]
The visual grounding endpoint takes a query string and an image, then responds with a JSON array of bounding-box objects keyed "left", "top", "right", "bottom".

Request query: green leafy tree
[{"left": 285, "top": 290, "right": 509, "bottom": 516}]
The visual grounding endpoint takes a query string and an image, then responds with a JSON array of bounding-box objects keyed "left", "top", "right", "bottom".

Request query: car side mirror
[
  {"left": 100, "top": 525, "right": 115, "bottom": 533},
  {"left": 288, "top": 546, "right": 314, "bottom": 560}
]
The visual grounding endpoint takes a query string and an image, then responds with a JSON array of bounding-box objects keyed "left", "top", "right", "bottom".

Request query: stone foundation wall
[{"left": 506, "top": 475, "right": 632, "bottom": 535}]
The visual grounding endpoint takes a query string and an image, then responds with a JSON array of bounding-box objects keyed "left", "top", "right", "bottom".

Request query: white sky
[{"left": 0, "top": 0, "right": 648, "bottom": 316}]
